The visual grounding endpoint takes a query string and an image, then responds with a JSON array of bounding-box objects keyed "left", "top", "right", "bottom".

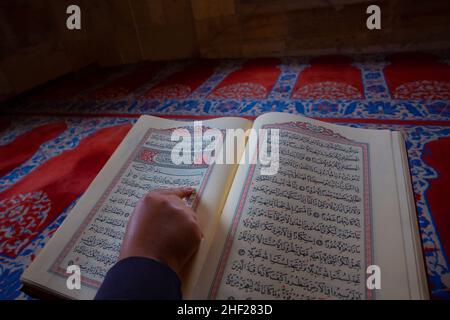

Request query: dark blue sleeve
[{"left": 94, "top": 256, "right": 182, "bottom": 300}]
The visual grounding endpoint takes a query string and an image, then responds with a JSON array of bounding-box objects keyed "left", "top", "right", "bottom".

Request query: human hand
[{"left": 119, "top": 187, "right": 202, "bottom": 275}]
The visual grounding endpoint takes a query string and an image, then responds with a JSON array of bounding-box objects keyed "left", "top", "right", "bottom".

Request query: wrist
[{"left": 119, "top": 250, "right": 180, "bottom": 275}]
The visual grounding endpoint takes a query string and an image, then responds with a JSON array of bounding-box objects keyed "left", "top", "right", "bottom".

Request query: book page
[
  {"left": 192, "top": 112, "right": 421, "bottom": 300},
  {"left": 391, "top": 132, "right": 429, "bottom": 299},
  {"left": 22, "top": 115, "right": 252, "bottom": 299}
]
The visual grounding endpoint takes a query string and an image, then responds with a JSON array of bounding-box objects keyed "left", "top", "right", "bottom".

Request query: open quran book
[{"left": 22, "top": 113, "right": 429, "bottom": 300}]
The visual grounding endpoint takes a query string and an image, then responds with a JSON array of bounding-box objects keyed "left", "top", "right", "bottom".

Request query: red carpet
[
  {"left": 0, "top": 52, "right": 449, "bottom": 299},
  {"left": 0, "top": 123, "right": 131, "bottom": 258}
]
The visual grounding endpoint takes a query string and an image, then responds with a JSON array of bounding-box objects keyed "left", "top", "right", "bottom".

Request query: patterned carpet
[{"left": 0, "top": 52, "right": 449, "bottom": 299}]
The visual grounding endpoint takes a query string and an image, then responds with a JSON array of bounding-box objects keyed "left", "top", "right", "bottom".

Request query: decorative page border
[
  {"left": 208, "top": 122, "right": 373, "bottom": 300},
  {"left": 49, "top": 127, "right": 214, "bottom": 288}
]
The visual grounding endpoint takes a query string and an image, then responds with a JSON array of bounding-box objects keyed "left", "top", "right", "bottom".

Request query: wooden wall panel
[
  {"left": 106, "top": 0, "right": 144, "bottom": 64},
  {"left": 131, "top": 0, "right": 197, "bottom": 61},
  {"left": 0, "top": 67, "right": 12, "bottom": 96},
  {"left": 0, "top": 0, "right": 117, "bottom": 96},
  {"left": 0, "top": 41, "right": 72, "bottom": 94},
  {"left": 191, "top": 0, "right": 235, "bottom": 20},
  {"left": 1, "top": 0, "right": 449, "bottom": 98},
  {"left": 194, "top": 0, "right": 450, "bottom": 58},
  {"left": 0, "top": 0, "right": 72, "bottom": 95}
]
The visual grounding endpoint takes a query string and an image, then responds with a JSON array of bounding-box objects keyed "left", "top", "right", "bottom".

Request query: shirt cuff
[{"left": 94, "top": 256, "right": 182, "bottom": 300}]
